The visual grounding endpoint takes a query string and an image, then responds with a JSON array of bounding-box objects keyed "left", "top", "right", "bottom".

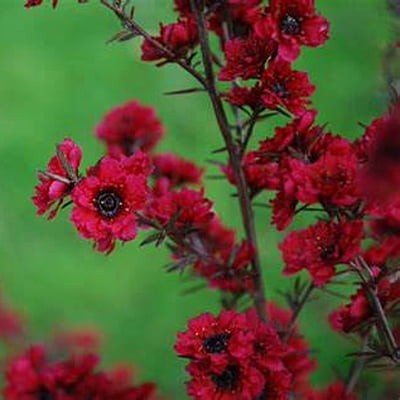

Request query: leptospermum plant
[{"left": 12, "top": 0, "right": 400, "bottom": 399}]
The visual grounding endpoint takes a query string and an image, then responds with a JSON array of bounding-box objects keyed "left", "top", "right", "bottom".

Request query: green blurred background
[{"left": 0, "top": 0, "right": 393, "bottom": 397}]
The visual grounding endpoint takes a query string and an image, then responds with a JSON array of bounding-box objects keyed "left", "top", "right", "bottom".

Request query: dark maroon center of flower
[
  {"left": 254, "top": 387, "right": 269, "bottom": 400},
  {"left": 95, "top": 190, "right": 123, "bottom": 219},
  {"left": 280, "top": 14, "right": 301, "bottom": 35},
  {"left": 202, "top": 333, "right": 230, "bottom": 354},
  {"left": 38, "top": 388, "right": 54, "bottom": 400},
  {"left": 320, "top": 244, "right": 336, "bottom": 259},
  {"left": 271, "top": 82, "right": 289, "bottom": 98},
  {"left": 211, "top": 365, "right": 240, "bottom": 391}
]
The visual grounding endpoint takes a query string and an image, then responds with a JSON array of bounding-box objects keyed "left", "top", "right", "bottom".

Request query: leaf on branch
[
  {"left": 206, "top": 175, "right": 226, "bottom": 180},
  {"left": 165, "top": 255, "right": 197, "bottom": 274},
  {"left": 211, "top": 146, "right": 228, "bottom": 154},
  {"left": 56, "top": 145, "right": 77, "bottom": 183},
  {"left": 163, "top": 88, "right": 206, "bottom": 96},
  {"left": 181, "top": 282, "right": 208, "bottom": 295},
  {"left": 140, "top": 232, "right": 164, "bottom": 247},
  {"left": 106, "top": 30, "right": 138, "bottom": 44}
]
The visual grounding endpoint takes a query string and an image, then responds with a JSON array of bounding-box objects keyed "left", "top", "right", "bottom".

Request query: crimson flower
[
  {"left": 96, "top": 100, "right": 165, "bottom": 155},
  {"left": 0, "top": 300, "right": 24, "bottom": 343},
  {"left": 176, "top": 309, "right": 293, "bottom": 400},
  {"left": 145, "top": 187, "right": 214, "bottom": 233},
  {"left": 260, "top": 60, "right": 315, "bottom": 115},
  {"left": 3, "top": 345, "right": 159, "bottom": 400},
  {"left": 175, "top": 0, "right": 262, "bottom": 37},
  {"left": 71, "top": 152, "right": 152, "bottom": 253},
  {"left": 194, "top": 240, "right": 255, "bottom": 294},
  {"left": 255, "top": 0, "right": 329, "bottom": 61},
  {"left": 280, "top": 219, "right": 364, "bottom": 286},
  {"left": 3, "top": 346, "right": 107, "bottom": 400},
  {"left": 175, "top": 311, "right": 254, "bottom": 366},
  {"left": 33, "top": 138, "right": 82, "bottom": 219},
  {"left": 219, "top": 34, "right": 277, "bottom": 81},
  {"left": 304, "top": 382, "right": 359, "bottom": 400},
  {"left": 152, "top": 153, "right": 203, "bottom": 188},
  {"left": 255, "top": 303, "right": 317, "bottom": 390},
  {"left": 330, "top": 275, "right": 400, "bottom": 333},
  {"left": 186, "top": 360, "right": 265, "bottom": 400},
  {"left": 291, "top": 138, "right": 361, "bottom": 207},
  {"left": 223, "top": 152, "right": 280, "bottom": 195},
  {"left": 141, "top": 19, "right": 198, "bottom": 62}
]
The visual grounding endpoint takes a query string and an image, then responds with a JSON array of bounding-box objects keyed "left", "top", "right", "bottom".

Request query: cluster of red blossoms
[
  {"left": 175, "top": 303, "right": 356, "bottom": 400},
  {"left": 25, "top": 0, "right": 400, "bottom": 399},
  {"left": 3, "top": 345, "right": 159, "bottom": 400},
  {"left": 33, "top": 100, "right": 204, "bottom": 254},
  {"left": 33, "top": 98, "right": 258, "bottom": 292}
]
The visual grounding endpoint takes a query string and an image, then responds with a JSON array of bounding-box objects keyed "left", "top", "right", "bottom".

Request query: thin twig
[
  {"left": 189, "top": 0, "right": 267, "bottom": 321},
  {"left": 283, "top": 283, "right": 315, "bottom": 342},
  {"left": 353, "top": 257, "right": 398, "bottom": 359},
  {"left": 100, "top": 0, "right": 208, "bottom": 88},
  {"left": 346, "top": 330, "right": 373, "bottom": 394}
]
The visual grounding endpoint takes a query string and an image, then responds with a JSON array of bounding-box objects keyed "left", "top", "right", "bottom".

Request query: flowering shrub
[{"left": 7, "top": 0, "right": 400, "bottom": 398}]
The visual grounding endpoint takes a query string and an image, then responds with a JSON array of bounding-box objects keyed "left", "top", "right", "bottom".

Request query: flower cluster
[
  {"left": 32, "top": 100, "right": 206, "bottom": 255},
  {"left": 175, "top": 303, "right": 317, "bottom": 400},
  {"left": 3, "top": 345, "right": 159, "bottom": 400}
]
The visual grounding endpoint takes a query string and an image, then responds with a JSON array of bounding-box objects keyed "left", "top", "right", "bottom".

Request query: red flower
[
  {"left": 292, "top": 138, "right": 361, "bottom": 207},
  {"left": 330, "top": 275, "right": 400, "bottom": 333},
  {"left": 224, "top": 85, "right": 264, "bottom": 110},
  {"left": 3, "top": 346, "right": 108, "bottom": 400},
  {"left": 107, "top": 364, "right": 158, "bottom": 400},
  {"left": 53, "top": 326, "right": 103, "bottom": 355},
  {"left": 219, "top": 34, "right": 276, "bottom": 81},
  {"left": 186, "top": 360, "right": 265, "bottom": 400},
  {"left": 152, "top": 153, "right": 203, "bottom": 188},
  {"left": 96, "top": 100, "right": 165, "bottom": 155},
  {"left": 329, "top": 287, "right": 370, "bottom": 333},
  {"left": 245, "top": 310, "right": 287, "bottom": 372},
  {"left": 175, "top": 0, "right": 262, "bottom": 37},
  {"left": 33, "top": 138, "right": 82, "bottom": 219},
  {"left": 176, "top": 309, "right": 293, "bottom": 400},
  {"left": 262, "top": 303, "right": 316, "bottom": 389},
  {"left": 271, "top": 186, "right": 298, "bottom": 230},
  {"left": 304, "top": 382, "right": 359, "bottom": 400},
  {"left": 0, "top": 303, "right": 24, "bottom": 343},
  {"left": 356, "top": 103, "right": 400, "bottom": 224},
  {"left": 280, "top": 220, "right": 364, "bottom": 286},
  {"left": 3, "top": 346, "right": 159, "bottom": 400},
  {"left": 257, "top": 110, "right": 329, "bottom": 162},
  {"left": 141, "top": 19, "right": 198, "bottom": 62},
  {"left": 260, "top": 60, "right": 315, "bottom": 115},
  {"left": 145, "top": 187, "right": 214, "bottom": 233},
  {"left": 175, "top": 311, "right": 254, "bottom": 366},
  {"left": 71, "top": 152, "right": 151, "bottom": 253},
  {"left": 255, "top": 0, "right": 329, "bottom": 61},
  {"left": 223, "top": 152, "right": 280, "bottom": 195},
  {"left": 194, "top": 240, "right": 255, "bottom": 294}
]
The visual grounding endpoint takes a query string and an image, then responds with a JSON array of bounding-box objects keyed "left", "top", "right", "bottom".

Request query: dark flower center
[
  {"left": 271, "top": 82, "right": 289, "bottom": 98},
  {"left": 254, "top": 387, "right": 269, "bottom": 400},
  {"left": 202, "top": 333, "right": 230, "bottom": 354},
  {"left": 95, "top": 190, "right": 123, "bottom": 219},
  {"left": 38, "top": 388, "right": 54, "bottom": 400},
  {"left": 280, "top": 14, "right": 301, "bottom": 35},
  {"left": 211, "top": 365, "right": 240, "bottom": 391},
  {"left": 319, "top": 243, "right": 336, "bottom": 260}
]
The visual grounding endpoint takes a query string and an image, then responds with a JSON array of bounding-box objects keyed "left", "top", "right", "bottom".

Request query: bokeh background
[{"left": 0, "top": 0, "right": 394, "bottom": 397}]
